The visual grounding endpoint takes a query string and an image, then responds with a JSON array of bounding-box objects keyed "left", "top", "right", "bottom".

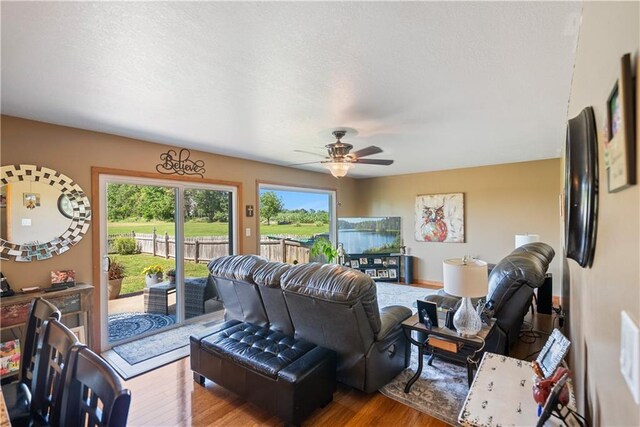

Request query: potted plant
[
  {"left": 310, "top": 238, "right": 339, "bottom": 264},
  {"left": 167, "top": 268, "right": 176, "bottom": 284},
  {"left": 142, "top": 264, "right": 164, "bottom": 286},
  {"left": 108, "top": 258, "right": 125, "bottom": 300}
]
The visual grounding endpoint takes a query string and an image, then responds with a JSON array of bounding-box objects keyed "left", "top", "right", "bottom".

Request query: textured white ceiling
[{"left": 1, "top": 2, "right": 582, "bottom": 178}]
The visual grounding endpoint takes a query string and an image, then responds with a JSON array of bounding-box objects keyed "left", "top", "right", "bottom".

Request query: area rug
[
  {"left": 103, "top": 312, "right": 224, "bottom": 379},
  {"left": 379, "top": 348, "right": 467, "bottom": 425},
  {"left": 375, "top": 282, "right": 435, "bottom": 309},
  {"left": 108, "top": 312, "right": 175, "bottom": 342}
]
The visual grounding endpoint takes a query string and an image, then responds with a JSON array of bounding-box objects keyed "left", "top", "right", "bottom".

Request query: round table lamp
[{"left": 443, "top": 258, "right": 488, "bottom": 337}]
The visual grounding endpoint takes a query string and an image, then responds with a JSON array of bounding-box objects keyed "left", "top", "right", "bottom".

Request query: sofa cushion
[
  {"left": 512, "top": 242, "right": 555, "bottom": 269},
  {"left": 281, "top": 263, "right": 382, "bottom": 335},
  {"left": 487, "top": 254, "right": 545, "bottom": 314},
  {"left": 200, "top": 322, "right": 315, "bottom": 379},
  {"left": 208, "top": 255, "right": 268, "bottom": 282},
  {"left": 253, "top": 262, "right": 292, "bottom": 288}
]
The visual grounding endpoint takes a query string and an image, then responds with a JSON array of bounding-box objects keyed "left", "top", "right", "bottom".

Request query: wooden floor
[{"left": 123, "top": 287, "right": 557, "bottom": 427}]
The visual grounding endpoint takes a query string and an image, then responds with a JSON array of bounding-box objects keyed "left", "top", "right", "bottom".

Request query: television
[
  {"left": 564, "top": 106, "right": 598, "bottom": 268},
  {"left": 338, "top": 217, "right": 402, "bottom": 254}
]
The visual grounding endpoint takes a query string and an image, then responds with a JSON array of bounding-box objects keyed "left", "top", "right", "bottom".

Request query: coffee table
[{"left": 401, "top": 313, "right": 495, "bottom": 391}]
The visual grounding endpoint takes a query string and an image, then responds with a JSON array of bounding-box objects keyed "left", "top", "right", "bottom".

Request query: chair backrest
[
  {"left": 21, "top": 298, "right": 61, "bottom": 387},
  {"left": 53, "top": 346, "right": 131, "bottom": 427},
  {"left": 253, "top": 261, "right": 294, "bottom": 335},
  {"left": 281, "top": 263, "right": 381, "bottom": 389},
  {"left": 29, "top": 319, "right": 79, "bottom": 424},
  {"left": 208, "top": 255, "right": 269, "bottom": 325}
]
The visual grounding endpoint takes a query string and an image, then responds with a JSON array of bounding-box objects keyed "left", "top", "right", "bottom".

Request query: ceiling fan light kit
[
  {"left": 292, "top": 128, "right": 394, "bottom": 178},
  {"left": 323, "top": 161, "right": 354, "bottom": 178}
]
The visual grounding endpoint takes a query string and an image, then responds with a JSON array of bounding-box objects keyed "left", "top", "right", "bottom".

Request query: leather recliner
[
  {"left": 280, "top": 262, "right": 412, "bottom": 393},
  {"left": 425, "top": 242, "right": 554, "bottom": 355}
]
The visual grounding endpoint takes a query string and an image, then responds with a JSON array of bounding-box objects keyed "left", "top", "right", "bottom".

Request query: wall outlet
[
  {"left": 245, "top": 228, "right": 251, "bottom": 237},
  {"left": 21, "top": 218, "right": 31, "bottom": 226},
  {"left": 620, "top": 311, "right": 640, "bottom": 404}
]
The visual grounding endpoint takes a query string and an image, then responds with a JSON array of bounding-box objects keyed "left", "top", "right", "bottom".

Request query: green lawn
[
  {"left": 108, "top": 221, "right": 328, "bottom": 238},
  {"left": 113, "top": 254, "right": 209, "bottom": 295}
]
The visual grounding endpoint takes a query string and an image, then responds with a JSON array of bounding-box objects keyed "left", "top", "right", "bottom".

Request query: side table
[
  {"left": 401, "top": 313, "right": 495, "bottom": 391},
  {"left": 143, "top": 281, "right": 176, "bottom": 314}
]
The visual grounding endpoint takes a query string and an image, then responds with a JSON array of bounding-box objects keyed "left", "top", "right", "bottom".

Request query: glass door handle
[{"left": 102, "top": 255, "right": 111, "bottom": 273}]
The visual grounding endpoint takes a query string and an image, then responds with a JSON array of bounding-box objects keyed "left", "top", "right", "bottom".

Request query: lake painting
[{"left": 338, "top": 217, "right": 402, "bottom": 254}]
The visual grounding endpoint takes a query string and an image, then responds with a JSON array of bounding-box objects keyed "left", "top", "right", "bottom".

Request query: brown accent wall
[
  {"left": 0, "top": 115, "right": 359, "bottom": 348},
  {"left": 357, "top": 159, "right": 562, "bottom": 290},
  {"left": 564, "top": 3, "right": 639, "bottom": 425}
]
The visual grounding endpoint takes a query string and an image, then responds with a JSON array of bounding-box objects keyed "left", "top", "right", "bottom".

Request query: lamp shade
[
  {"left": 443, "top": 258, "right": 488, "bottom": 298},
  {"left": 323, "top": 161, "right": 354, "bottom": 178},
  {"left": 515, "top": 234, "right": 540, "bottom": 248}
]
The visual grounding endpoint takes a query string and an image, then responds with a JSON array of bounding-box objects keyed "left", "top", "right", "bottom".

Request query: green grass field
[
  {"left": 108, "top": 221, "right": 329, "bottom": 238},
  {"left": 113, "top": 254, "right": 209, "bottom": 295}
]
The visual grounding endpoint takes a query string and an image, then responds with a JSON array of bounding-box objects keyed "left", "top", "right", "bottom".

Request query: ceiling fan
[{"left": 292, "top": 129, "right": 394, "bottom": 178}]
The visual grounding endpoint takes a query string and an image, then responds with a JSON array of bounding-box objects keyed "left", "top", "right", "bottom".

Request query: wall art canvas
[{"left": 415, "top": 193, "right": 464, "bottom": 243}]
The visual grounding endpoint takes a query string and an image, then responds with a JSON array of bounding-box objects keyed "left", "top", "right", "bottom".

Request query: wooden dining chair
[
  {"left": 27, "top": 319, "right": 80, "bottom": 425},
  {"left": 2, "top": 297, "right": 61, "bottom": 422},
  {"left": 52, "top": 346, "right": 131, "bottom": 427}
]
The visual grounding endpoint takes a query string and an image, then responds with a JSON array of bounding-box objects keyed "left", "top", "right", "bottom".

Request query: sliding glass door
[{"left": 99, "top": 175, "right": 237, "bottom": 351}]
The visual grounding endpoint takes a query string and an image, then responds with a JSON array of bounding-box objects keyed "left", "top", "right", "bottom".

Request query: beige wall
[
  {"left": 0, "top": 115, "right": 359, "bottom": 346},
  {"left": 564, "top": 2, "right": 639, "bottom": 425},
  {"left": 357, "top": 159, "right": 562, "bottom": 290}
]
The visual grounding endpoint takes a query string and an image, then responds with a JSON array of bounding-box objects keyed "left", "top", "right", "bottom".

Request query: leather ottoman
[{"left": 190, "top": 320, "right": 336, "bottom": 425}]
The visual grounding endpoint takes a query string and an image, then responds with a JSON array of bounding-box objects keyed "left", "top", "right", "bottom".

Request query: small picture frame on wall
[
  {"left": 387, "top": 257, "right": 398, "bottom": 266},
  {"left": 365, "top": 269, "right": 376, "bottom": 277},
  {"left": 373, "top": 258, "right": 383, "bottom": 265},
  {"left": 359, "top": 257, "right": 368, "bottom": 265},
  {"left": 69, "top": 326, "right": 86, "bottom": 344},
  {"left": 350, "top": 260, "right": 360, "bottom": 269},
  {"left": 377, "top": 270, "right": 389, "bottom": 278},
  {"left": 388, "top": 269, "right": 397, "bottom": 279},
  {"left": 604, "top": 53, "right": 636, "bottom": 193}
]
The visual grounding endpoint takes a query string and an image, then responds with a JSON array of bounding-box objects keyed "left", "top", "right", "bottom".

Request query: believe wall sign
[{"left": 156, "top": 148, "right": 206, "bottom": 178}]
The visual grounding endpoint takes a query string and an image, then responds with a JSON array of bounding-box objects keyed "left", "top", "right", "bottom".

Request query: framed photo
[
  {"left": 350, "top": 260, "right": 360, "bottom": 269},
  {"left": 359, "top": 257, "right": 368, "bottom": 265},
  {"left": 0, "top": 339, "right": 21, "bottom": 377},
  {"left": 0, "top": 188, "right": 6, "bottom": 208},
  {"left": 23, "top": 192, "right": 40, "bottom": 209},
  {"left": 605, "top": 53, "right": 636, "bottom": 193},
  {"left": 365, "top": 269, "right": 376, "bottom": 277},
  {"left": 70, "top": 326, "right": 86, "bottom": 343},
  {"left": 373, "top": 258, "right": 383, "bottom": 265},
  {"left": 387, "top": 257, "right": 398, "bottom": 266},
  {"left": 51, "top": 270, "right": 76, "bottom": 286},
  {"left": 415, "top": 193, "right": 465, "bottom": 242},
  {"left": 377, "top": 269, "right": 389, "bottom": 278},
  {"left": 536, "top": 329, "right": 571, "bottom": 378},
  {"left": 388, "top": 269, "right": 397, "bottom": 279}
]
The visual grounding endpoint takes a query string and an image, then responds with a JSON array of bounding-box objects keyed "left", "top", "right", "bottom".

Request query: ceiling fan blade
[
  {"left": 294, "top": 149, "right": 327, "bottom": 158},
  {"left": 354, "top": 158, "right": 394, "bottom": 165},
  {"left": 286, "top": 160, "right": 325, "bottom": 167},
  {"left": 350, "top": 146, "right": 383, "bottom": 158}
]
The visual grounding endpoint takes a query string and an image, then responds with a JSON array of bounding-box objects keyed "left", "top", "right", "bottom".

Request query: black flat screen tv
[
  {"left": 338, "top": 217, "right": 401, "bottom": 254},
  {"left": 564, "top": 106, "right": 598, "bottom": 268}
]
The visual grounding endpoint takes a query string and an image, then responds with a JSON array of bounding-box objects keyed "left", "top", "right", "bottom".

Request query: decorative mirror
[{"left": 0, "top": 164, "right": 91, "bottom": 262}]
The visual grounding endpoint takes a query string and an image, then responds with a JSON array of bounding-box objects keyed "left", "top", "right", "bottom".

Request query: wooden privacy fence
[
  {"left": 108, "top": 231, "right": 310, "bottom": 264},
  {"left": 259, "top": 239, "right": 310, "bottom": 264}
]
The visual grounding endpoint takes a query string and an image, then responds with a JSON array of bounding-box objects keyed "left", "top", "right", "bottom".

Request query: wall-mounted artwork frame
[
  {"left": 565, "top": 107, "right": 598, "bottom": 268},
  {"left": 605, "top": 53, "right": 636, "bottom": 193},
  {"left": 415, "top": 193, "right": 464, "bottom": 243}
]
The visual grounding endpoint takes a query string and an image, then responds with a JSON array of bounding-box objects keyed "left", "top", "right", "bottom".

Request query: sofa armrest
[
  {"left": 424, "top": 294, "right": 461, "bottom": 311},
  {"left": 377, "top": 305, "right": 412, "bottom": 341}
]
